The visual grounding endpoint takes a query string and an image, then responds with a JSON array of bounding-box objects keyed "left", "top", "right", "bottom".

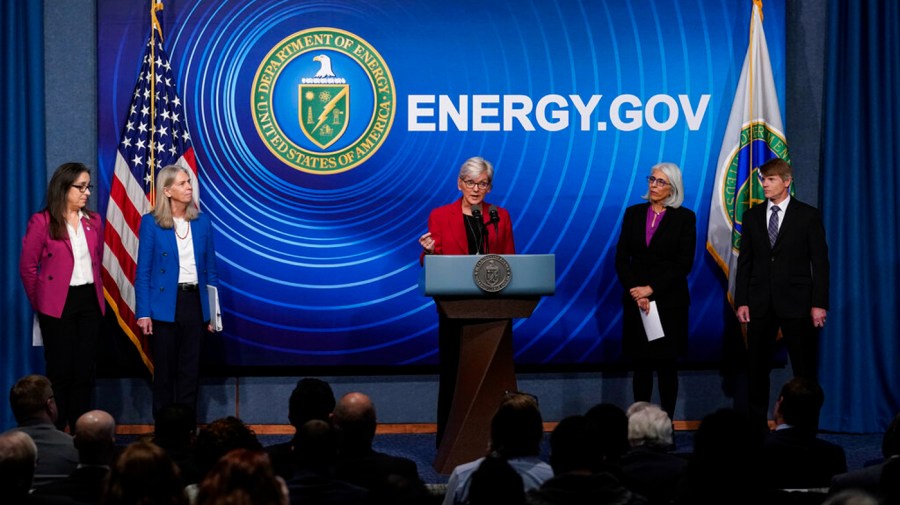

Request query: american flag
[{"left": 102, "top": 19, "right": 198, "bottom": 374}]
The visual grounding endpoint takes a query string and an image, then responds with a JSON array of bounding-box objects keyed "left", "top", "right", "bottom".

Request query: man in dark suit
[
  {"left": 266, "top": 378, "right": 335, "bottom": 480},
  {"left": 32, "top": 410, "right": 116, "bottom": 504},
  {"left": 331, "top": 392, "right": 427, "bottom": 504},
  {"left": 6, "top": 375, "right": 78, "bottom": 487},
  {"left": 762, "top": 378, "right": 846, "bottom": 489},
  {"left": 735, "top": 158, "right": 830, "bottom": 430},
  {"left": 286, "top": 420, "right": 371, "bottom": 505}
]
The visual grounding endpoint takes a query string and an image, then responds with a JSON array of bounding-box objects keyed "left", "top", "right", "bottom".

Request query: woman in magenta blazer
[
  {"left": 20, "top": 162, "right": 106, "bottom": 431},
  {"left": 417, "top": 156, "right": 516, "bottom": 445}
]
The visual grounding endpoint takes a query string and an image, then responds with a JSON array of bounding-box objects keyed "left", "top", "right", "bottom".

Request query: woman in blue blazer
[{"left": 135, "top": 165, "right": 219, "bottom": 418}]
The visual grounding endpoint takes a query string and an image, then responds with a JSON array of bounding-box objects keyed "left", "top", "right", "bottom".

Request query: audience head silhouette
[
  {"left": 9, "top": 374, "right": 56, "bottom": 425},
  {"left": 292, "top": 419, "right": 338, "bottom": 473},
  {"left": 332, "top": 392, "right": 378, "bottom": 449},
  {"left": 74, "top": 409, "right": 116, "bottom": 465},
  {"left": 288, "top": 378, "right": 335, "bottom": 429},
  {"left": 548, "top": 414, "right": 599, "bottom": 474},
  {"left": 196, "top": 449, "right": 287, "bottom": 505},
  {"left": 0, "top": 431, "right": 38, "bottom": 500},
  {"left": 195, "top": 416, "right": 262, "bottom": 480},
  {"left": 775, "top": 377, "right": 825, "bottom": 432},
  {"left": 627, "top": 402, "right": 673, "bottom": 449},
  {"left": 103, "top": 440, "right": 187, "bottom": 505},
  {"left": 154, "top": 403, "right": 197, "bottom": 447},
  {"left": 585, "top": 403, "right": 630, "bottom": 462},
  {"left": 490, "top": 392, "right": 543, "bottom": 459}
]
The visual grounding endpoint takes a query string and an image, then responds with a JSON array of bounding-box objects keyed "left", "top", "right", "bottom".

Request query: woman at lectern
[
  {"left": 614, "top": 162, "right": 695, "bottom": 422},
  {"left": 417, "top": 156, "right": 516, "bottom": 446},
  {"left": 135, "top": 165, "right": 219, "bottom": 419},
  {"left": 418, "top": 156, "right": 515, "bottom": 260}
]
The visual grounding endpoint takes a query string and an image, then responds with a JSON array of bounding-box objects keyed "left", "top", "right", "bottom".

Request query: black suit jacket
[
  {"left": 615, "top": 203, "right": 696, "bottom": 357},
  {"left": 762, "top": 428, "right": 847, "bottom": 488},
  {"left": 615, "top": 203, "right": 696, "bottom": 309},
  {"left": 335, "top": 448, "right": 422, "bottom": 492},
  {"left": 32, "top": 465, "right": 109, "bottom": 504},
  {"left": 621, "top": 446, "right": 687, "bottom": 505},
  {"left": 734, "top": 198, "right": 829, "bottom": 318}
]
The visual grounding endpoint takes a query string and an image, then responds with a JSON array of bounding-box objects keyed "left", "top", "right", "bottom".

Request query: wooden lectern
[{"left": 422, "top": 254, "right": 555, "bottom": 473}]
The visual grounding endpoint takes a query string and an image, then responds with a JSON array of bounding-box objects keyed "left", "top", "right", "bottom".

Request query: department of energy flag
[
  {"left": 706, "top": 0, "right": 789, "bottom": 304},
  {"left": 101, "top": 8, "right": 199, "bottom": 373}
]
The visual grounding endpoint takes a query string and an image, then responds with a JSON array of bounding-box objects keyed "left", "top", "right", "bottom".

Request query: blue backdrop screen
[{"left": 97, "top": 0, "right": 786, "bottom": 367}]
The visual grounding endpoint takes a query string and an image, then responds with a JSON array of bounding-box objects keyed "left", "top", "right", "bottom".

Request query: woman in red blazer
[
  {"left": 417, "top": 156, "right": 516, "bottom": 445},
  {"left": 19, "top": 162, "right": 105, "bottom": 431},
  {"left": 418, "top": 158, "right": 515, "bottom": 261}
]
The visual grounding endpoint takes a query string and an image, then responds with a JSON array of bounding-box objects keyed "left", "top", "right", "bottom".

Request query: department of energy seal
[
  {"left": 473, "top": 255, "right": 512, "bottom": 293},
  {"left": 722, "top": 122, "right": 790, "bottom": 250},
  {"left": 251, "top": 28, "right": 396, "bottom": 174}
]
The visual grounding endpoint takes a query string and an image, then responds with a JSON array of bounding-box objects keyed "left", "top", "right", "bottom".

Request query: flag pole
[
  {"left": 748, "top": 0, "right": 759, "bottom": 202},
  {"left": 149, "top": 0, "right": 164, "bottom": 204}
]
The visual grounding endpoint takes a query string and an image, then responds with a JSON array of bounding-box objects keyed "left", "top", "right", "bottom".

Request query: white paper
[
  {"left": 207, "top": 285, "right": 223, "bottom": 332},
  {"left": 640, "top": 301, "right": 665, "bottom": 341},
  {"left": 32, "top": 314, "right": 44, "bottom": 346}
]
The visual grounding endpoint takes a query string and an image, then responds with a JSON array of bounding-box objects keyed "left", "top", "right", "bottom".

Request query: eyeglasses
[
  {"left": 70, "top": 184, "right": 94, "bottom": 193},
  {"left": 646, "top": 176, "right": 670, "bottom": 187},
  {"left": 461, "top": 178, "right": 490, "bottom": 190}
]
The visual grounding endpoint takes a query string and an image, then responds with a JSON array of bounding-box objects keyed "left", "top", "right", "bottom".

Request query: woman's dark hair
[
  {"left": 490, "top": 393, "right": 543, "bottom": 459},
  {"left": 44, "top": 162, "right": 93, "bottom": 240},
  {"left": 194, "top": 416, "right": 262, "bottom": 479}
]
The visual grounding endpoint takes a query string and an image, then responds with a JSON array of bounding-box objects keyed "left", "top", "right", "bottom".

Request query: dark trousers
[
  {"left": 746, "top": 313, "right": 819, "bottom": 429},
  {"left": 151, "top": 290, "right": 205, "bottom": 417},
  {"left": 633, "top": 357, "right": 679, "bottom": 421},
  {"left": 436, "top": 314, "right": 461, "bottom": 447},
  {"left": 38, "top": 284, "right": 101, "bottom": 431}
]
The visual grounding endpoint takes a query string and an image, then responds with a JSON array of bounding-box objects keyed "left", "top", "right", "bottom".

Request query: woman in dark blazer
[
  {"left": 19, "top": 162, "right": 106, "bottom": 431},
  {"left": 417, "top": 156, "right": 516, "bottom": 445},
  {"left": 136, "top": 165, "right": 219, "bottom": 418},
  {"left": 615, "top": 162, "right": 695, "bottom": 420}
]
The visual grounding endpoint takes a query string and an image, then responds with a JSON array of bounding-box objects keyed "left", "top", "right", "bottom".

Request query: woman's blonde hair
[{"left": 152, "top": 165, "right": 198, "bottom": 229}]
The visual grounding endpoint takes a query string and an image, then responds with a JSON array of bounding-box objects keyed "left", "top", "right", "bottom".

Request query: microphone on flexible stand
[
  {"left": 471, "top": 204, "right": 484, "bottom": 254},
  {"left": 489, "top": 205, "right": 500, "bottom": 234}
]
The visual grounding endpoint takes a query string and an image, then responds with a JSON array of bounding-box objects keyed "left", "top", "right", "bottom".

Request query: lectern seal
[{"left": 473, "top": 254, "right": 512, "bottom": 293}]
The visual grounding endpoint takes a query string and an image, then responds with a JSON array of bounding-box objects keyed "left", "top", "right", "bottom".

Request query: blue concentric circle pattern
[{"left": 97, "top": 0, "right": 786, "bottom": 367}]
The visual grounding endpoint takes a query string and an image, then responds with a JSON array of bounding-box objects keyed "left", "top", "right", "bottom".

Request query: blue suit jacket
[{"left": 135, "top": 212, "right": 218, "bottom": 322}]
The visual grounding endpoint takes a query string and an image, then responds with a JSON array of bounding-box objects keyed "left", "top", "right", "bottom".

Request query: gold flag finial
[{"left": 151, "top": 1, "right": 164, "bottom": 41}]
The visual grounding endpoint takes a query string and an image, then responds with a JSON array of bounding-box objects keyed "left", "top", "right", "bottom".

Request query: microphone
[
  {"left": 471, "top": 204, "right": 483, "bottom": 222},
  {"left": 489, "top": 205, "right": 500, "bottom": 233},
  {"left": 471, "top": 204, "right": 484, "bottom": 254}
]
